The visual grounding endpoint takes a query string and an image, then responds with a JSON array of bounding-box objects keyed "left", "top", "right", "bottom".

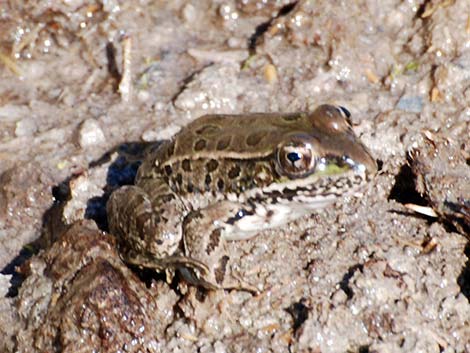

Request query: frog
[{"left": 107, "top": 104, "right": 377, "bottom": 290}]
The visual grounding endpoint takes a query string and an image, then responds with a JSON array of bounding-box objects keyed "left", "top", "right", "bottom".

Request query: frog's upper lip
[
  {"left": 339, "top": 142, "right": 377, "bottom": 176},
  {"left": 345, "top": 154, "right": 377, "bottom": 175},
  {"left": 359, "top": 152, "right": 378, "bottom": 175}
]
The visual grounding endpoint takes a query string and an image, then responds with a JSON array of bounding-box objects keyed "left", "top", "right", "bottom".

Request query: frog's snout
[
  {"left": 354, "top": 147, "right": 378, "bottom": 176},
  {"left": 342, "top": 141, "right": 377, "bottom": 177}
]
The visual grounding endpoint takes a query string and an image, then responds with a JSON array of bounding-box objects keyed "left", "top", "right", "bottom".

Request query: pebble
[
  {"left": 396, "top": 96, "right": 423, "bottom": 113},
  {"left": 77, "top": 118, "right": 106, "bottom": 148}
]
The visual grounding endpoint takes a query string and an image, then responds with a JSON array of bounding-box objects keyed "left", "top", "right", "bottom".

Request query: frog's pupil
[{"left": 287, "top": 152, "right": 302, "bottom": 163}]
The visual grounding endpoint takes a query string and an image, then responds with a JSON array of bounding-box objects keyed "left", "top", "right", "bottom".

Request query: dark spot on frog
[
  {"left": 306, "top": 184, "right": 318, "bottom": 193},
  {"left": 269, "top": 189, "right": 283, "bottom": 197},
  {"left": 205, "top": 174, "right": 212, "bottom": 186},
  {"left": 282, "top": 113, "right": 301, "bottom": 122},
  {"left": 246, "top": 131, "right": 267, "bottom": 146},
  {"left": 254, "top": 166, "right": 273, "bottom": 185},
  {"left": 214, "top": 255, "right": 229, "bottom": 284},
  {"left": 187, "top": 181, "right": 194, "bottom": 193},
  {"left": 207, "top": 228, "right": 221, "bottom": 254},
  {"left": 216, "top": 136, "right": 231, "bottom": 150},
  {"left": 334, "top": 180, "right": 345, "bottom": 189},
  {"left": 228, "top": 165, "right": 241, "bottom": 179},
  {"left": 195, "top": 124, "right": 221, "bottom": 136},
  {"left": 266, "top": 209, "right": 274, "bottom": 218},
  {"left": 175, "top": 173, "right": 183, "bottom": 186},
  {"left": 182, "top": 159, "right": 191, "bottom": 172},
  {"left": 166, "top": 141, "right": 175, "bottom": 158},
  {"left": 164, "top": 165, "right": 172, "bottom": 176},
  {"left": 185, "top": 210, "right": 203, "bottom": 224},
  {"left": 160, "top": 194, "right": 175, "bottom": 203},
  {"left": 217, "top": 179, "right": 224, "bottom": 190},
  {"left": 355, "top": 174, "right": 363, "bottom": 183},
  {"left": 206, "top": 159, "right": 219, "bottom": 172},
  {"left": 135, "top": 213, "right": 150, "bottom": 239},
  {"left": 194, "top": 139, "right": 207, "bottom": 151}
]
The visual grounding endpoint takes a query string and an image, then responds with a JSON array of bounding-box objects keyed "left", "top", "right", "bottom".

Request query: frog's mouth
[
  {"left": 222, "top": 165, "right": 370, "bottom": 242},
  {"left": 254, "top": 157, "right": 372, "bottom": 210}
]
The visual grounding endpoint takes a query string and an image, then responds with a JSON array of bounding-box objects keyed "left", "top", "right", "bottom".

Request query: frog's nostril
[{"left": 338, "top": 106, "right": 351, "bottom": 118}]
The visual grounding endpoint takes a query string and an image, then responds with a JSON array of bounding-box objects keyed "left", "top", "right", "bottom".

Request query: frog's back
[
  {"left": 169, "top": 112, "right": 310, "bottom": 160},
  {"left": 135, "top": 106, "right": 376, "bottom": 210},
  {"left": 136, "top": 112, "right": 310, "bottom": 201}
]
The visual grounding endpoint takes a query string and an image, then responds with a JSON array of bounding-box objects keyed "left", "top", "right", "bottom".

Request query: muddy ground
[{"left": 1, "top": 0, "right": 470, "bottom": 352}]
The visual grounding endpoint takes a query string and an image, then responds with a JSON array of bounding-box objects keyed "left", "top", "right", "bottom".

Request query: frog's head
[{"left": 262, "top": 105, "right": 377, "bottom": 209}]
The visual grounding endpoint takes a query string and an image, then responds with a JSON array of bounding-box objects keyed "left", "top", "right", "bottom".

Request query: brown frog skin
[{"left": 107, "top": 105, "right": 377, "bottom": 290}]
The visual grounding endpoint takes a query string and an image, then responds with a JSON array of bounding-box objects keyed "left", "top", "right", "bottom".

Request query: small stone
[
  {"left": 264, "top": 64, "right": 278, "bottom": 84},
  {"left": 77, "top": 118, "right": 106, "bottom": 148},
  {"left": 0, "top": 274, "right": 12, "bottom": 297},
  {"left": 182, "top": 4, "right": 196, "bottom": 23},
  {"left": 137, "top": 89, "right": 150, "bottom": 102},
  {"left": 15, "top": 118, "right": 37, "bottom": 137},
  {"left": 396, "top": 96, "right": 423, "bottom": 113}
]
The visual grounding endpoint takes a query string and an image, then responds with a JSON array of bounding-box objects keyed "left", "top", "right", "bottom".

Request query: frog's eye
[{"left": 276, "top": 140, "right": 316, "bottom": 177}]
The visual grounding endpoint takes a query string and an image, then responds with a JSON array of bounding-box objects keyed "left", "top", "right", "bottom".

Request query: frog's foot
[
  {"left": 218, "top": 269, "right": 260, "bottom": 294},
  {"left": 178, "top": 262, "right": 260, "bottom": 294},
  {"left": 123, "top": 250, "right": 210, "bottom": 277},
  {"left": 181, "top": 203, "right": 260, "bottom": 293}
]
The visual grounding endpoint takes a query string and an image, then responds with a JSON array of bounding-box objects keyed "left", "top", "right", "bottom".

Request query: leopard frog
[{"left": 107, "top": 105, "right": 377, "bottom": 290}]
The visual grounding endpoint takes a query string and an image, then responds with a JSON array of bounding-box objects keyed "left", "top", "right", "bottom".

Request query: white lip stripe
[
  {"left": 261, "top": 170, "right": 365, "bottom": 194},
  {"left": 223, "top": 196, "right": 338, "bottom": 241},
  {"left": 221, "top": 168, "right": 368, "bottom": 241},
  {"left": 222, "top": 170, "right": 366, "bottom": 205}
]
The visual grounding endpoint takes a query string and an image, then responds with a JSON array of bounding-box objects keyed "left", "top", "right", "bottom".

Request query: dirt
[{"left": 1, "top": 0, "right": 470, "bottom": 352}]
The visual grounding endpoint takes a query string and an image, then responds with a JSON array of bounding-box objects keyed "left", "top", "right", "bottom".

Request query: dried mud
[{"left": 1, "top": 1, "right": 470, "bottom": 352}]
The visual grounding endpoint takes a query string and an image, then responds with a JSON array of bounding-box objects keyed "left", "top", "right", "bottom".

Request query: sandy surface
[{"left": 1, "top": 0, "right": 470, "bottom": 352}]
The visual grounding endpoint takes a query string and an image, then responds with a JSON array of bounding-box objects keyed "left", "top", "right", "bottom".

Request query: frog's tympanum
[{"left": 107, "top": 105, "right": 377, "bottom": 290}]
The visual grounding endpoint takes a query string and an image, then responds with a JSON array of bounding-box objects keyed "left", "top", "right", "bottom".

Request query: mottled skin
[{"left": 107, "top": 105, "right": 377, "bottom": 290}]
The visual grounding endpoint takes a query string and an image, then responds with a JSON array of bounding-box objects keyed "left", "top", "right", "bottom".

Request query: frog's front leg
[{"left": 181, "top": 201, "right": 260, "bottom": 292}]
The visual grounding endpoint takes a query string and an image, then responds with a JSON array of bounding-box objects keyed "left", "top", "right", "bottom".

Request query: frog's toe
[
  {"left": 179, "top": 260, "right": 260, "bottom": 294},
  {"left": 219, "top": 271, "right": 260, "bottom": 294},
  {"left": 178, "top": 267, "right": 219, "bottom": 291}
]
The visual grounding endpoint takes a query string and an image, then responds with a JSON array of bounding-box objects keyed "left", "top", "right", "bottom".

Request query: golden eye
[{"left": 276, "top": 139, "right": 316, "bottom": 178}]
